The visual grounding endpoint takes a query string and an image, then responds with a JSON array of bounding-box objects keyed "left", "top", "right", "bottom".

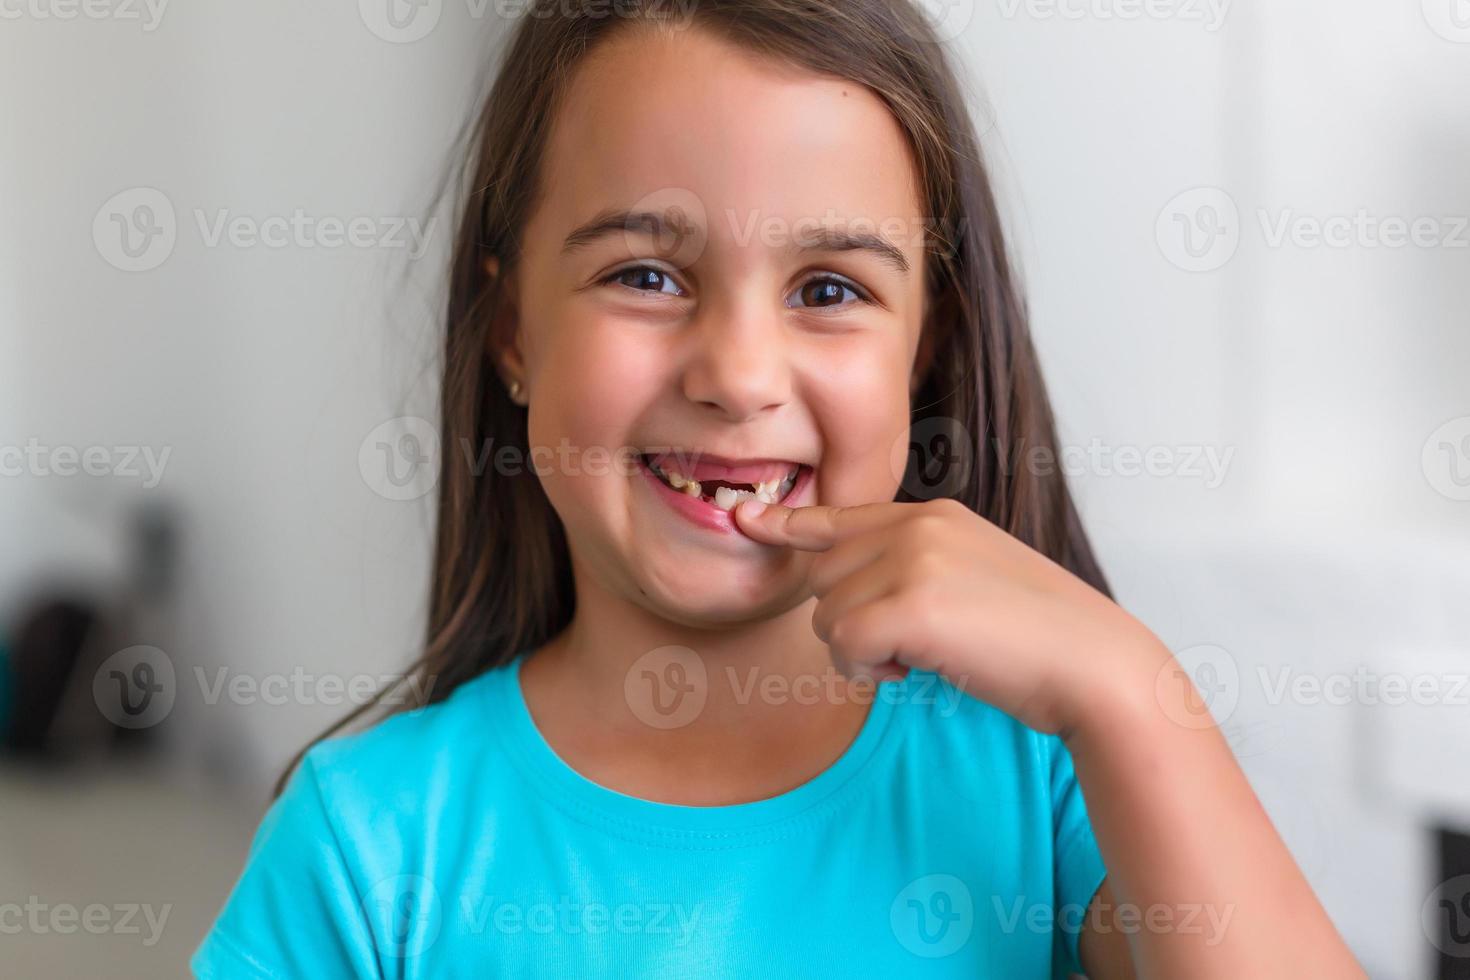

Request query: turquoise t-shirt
[{"left": 193, "top": 654, "right": 1108, "bottom": 979}]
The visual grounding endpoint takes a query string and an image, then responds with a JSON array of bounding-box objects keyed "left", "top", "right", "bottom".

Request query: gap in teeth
[{"left": 649, "top": 459, "right": 800, "bottom": 509}]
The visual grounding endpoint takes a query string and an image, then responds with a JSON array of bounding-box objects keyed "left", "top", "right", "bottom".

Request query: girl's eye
[
  {"left": 789, "top": 275, "right": 872, "bottom": 310},
  {"left": 602, "top": 265, "right": 685, "bottom": 297}
]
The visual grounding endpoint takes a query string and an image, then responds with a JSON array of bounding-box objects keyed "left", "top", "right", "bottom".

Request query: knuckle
[
  {"left": 908, "top": 510, "right": 951, "bottom": 543},
  {"left": 902, "top": 543, "right": 949, "bottom": 585},
  {"left": 928, "top": 497, "right": 969, "bottom": 520},
  {"left": 826, "top": 613, "right": 858, "bottom": 651},
  {"left": 810, "top": 603, "right": 834, "bottom": 642}
]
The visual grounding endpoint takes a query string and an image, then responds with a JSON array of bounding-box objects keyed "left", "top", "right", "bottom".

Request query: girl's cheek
[
  {"left": 526, "top": 317, "right": 664, "bottom": 496},
  {"left": 802, "top": 341, "right": 914, "bottom": 506}
]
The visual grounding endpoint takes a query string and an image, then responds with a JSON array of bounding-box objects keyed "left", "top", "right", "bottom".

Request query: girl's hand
[{"left": 733, "top": 496, "right": 1168, "bottom": 739}]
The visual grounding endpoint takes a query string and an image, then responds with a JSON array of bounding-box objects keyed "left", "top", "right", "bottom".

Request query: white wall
[
  {"left": 957, "top": 2, "right": 1470, "bottom": 975},
  {"left": 0, "top": 1, "right": 502, "bottom": 786}
]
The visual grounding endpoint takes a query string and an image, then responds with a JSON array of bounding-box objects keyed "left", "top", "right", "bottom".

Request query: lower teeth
[
  {"left": 714, "top": 486, "right": 762, "bottom": 511},
  {"left": 652, "top": 463, "right": 797, "bottom": 510}
]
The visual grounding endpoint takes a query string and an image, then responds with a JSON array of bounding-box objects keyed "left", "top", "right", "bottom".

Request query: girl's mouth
[
  {"left": 644, "top": 456, "right": 798, "bottom": 509},
  {"left": 635, "top": 451, "right": 812, "bottom": 533}
]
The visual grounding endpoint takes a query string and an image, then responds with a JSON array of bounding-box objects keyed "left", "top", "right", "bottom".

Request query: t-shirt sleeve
[
  {"left": 1047, "top": 733, "right": 1109, "bottom": 978},
  {"left": 191, "top": 750, "right": 381, "bottom": 979}
]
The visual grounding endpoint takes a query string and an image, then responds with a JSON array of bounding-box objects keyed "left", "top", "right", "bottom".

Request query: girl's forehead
[{"left": 535, "top": 26, "right": 928, "bottom": 254}]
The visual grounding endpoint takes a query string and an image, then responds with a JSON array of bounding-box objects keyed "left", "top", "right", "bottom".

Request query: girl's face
[{"left": 500, "top": 26, "right": 931, "bottom": 626}]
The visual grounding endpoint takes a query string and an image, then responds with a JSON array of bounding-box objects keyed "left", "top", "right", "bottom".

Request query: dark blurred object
[
  {"left": 3, "top": 598, "right": 101, "bottom": 752},
  {"left": 1, "top": 499, "right": 180, "bottom": 759},
  {"left": 1439, "top": 826, "right": 1470, "bottom": 980},
  {"left": 0, "top": 637, "right": 10, "bottom": 733},
  {"left": 133, "top": 498, "right": 177, "bottom": 601}
]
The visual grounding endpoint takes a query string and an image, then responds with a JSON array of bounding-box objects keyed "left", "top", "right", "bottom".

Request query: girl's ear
[{"left": 484, "top": 256, "right": 528, "bottom": 401}]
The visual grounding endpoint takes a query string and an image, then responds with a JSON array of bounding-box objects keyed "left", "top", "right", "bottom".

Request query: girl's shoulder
[{"left": 295, "top": 660, "right": 515, "bottom": 818}]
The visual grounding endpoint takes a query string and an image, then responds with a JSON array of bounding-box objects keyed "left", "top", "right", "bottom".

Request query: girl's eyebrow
[
  {"left": 561, "top": 208, "right": 698, "bottom": 255},
  {"left": 561, "top": 207, "right": 911, "bottom": 278},
  {"left": 790, "top": 225, "right": 912, "bottom": 278}
]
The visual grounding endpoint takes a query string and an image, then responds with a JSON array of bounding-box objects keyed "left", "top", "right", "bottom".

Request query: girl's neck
[
  {"left": 544, "top": 563, "right": 849, "bottom": 717},
  {"left": 517, "top": 563, "right": 876, "bottom": 806}
]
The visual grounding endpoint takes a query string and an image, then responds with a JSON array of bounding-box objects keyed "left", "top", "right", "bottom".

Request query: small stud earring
[{"left": 508, "top": 380, "right": 523, "bottom": 403}]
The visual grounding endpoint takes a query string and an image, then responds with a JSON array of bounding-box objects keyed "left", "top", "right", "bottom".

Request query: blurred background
[{"left": 1, "top": 1, "right": 1466, "bottom": 977}]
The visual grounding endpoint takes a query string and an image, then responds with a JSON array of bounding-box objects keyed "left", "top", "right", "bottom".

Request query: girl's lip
[
  {"left": 636, "top": 456, "right": 812, "bottom": 535},
  {"left": 642, "top": 450, "right": 804, "bottom": 487}
]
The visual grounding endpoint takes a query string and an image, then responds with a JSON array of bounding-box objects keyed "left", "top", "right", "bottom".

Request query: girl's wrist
[{"left": 1059, "top": 629, "right": 1178, "bottom": 750}]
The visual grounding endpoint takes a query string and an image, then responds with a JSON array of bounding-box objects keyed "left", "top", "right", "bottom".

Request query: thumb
[
  {"left": 735, "top": 498, "right": 899, "bottom": 551},
  {"left": 733, "top": 498, "right": 837, "bottom": 551}
]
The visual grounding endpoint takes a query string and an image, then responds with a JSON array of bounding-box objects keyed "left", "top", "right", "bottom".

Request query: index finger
[{"left": 733, "top": 498, "right": 902, "bottom": 551}]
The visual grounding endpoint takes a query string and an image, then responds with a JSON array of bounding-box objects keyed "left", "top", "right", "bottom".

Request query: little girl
[{"left": 194, "top": 1, "right": 1362, "bottom": 977}]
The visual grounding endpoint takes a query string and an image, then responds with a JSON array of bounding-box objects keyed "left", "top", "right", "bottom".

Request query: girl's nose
[{"left": 680, "top": 303, "right": 792, "bottom": 423}]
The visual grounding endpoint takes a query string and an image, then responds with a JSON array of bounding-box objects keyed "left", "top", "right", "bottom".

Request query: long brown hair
[{"left": 277, "top": 0, "right": 1109, "bottom": 797}]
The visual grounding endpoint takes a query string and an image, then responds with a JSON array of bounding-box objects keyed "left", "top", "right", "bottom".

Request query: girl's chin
[{"left": 634, "top": 561, "right": 808, "bottom": 625}]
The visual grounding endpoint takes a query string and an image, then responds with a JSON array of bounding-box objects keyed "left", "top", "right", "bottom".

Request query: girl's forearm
[{"left": 1064, "top": 642, "right": 1365, "bottom": 979}]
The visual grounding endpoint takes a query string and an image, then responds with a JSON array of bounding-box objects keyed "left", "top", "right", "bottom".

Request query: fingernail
[{"left": 739, "top": 499, "right": 766, "bottom": 519}]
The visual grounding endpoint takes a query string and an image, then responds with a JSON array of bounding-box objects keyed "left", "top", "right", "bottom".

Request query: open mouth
[{"left": 638, "top": 452, "right": 806, "bottom": 512}]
